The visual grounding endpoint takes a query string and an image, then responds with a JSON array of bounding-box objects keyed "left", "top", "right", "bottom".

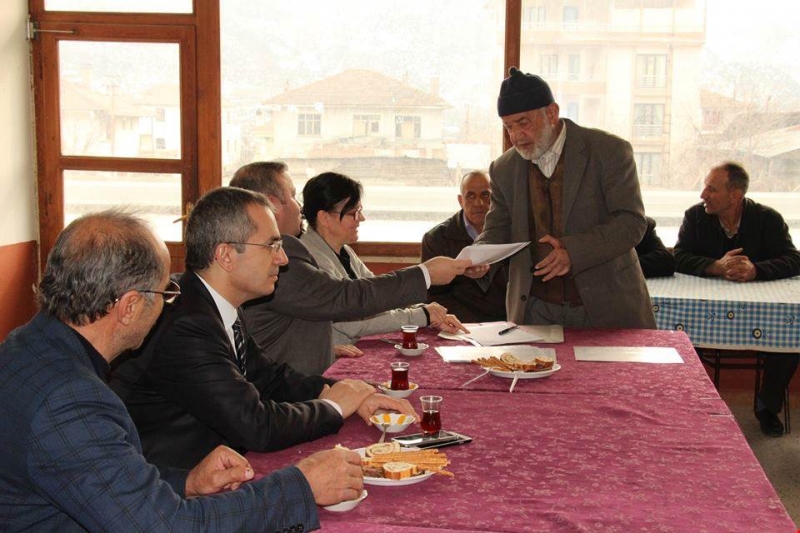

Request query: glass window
[
  {"left": 636, "top": 55, "right": 668, "bottom": 88},
  {"left": 540, "top": 54, "right": 559, "bottom": 77},
  {"left": 45, "top": 0, "right": 192, "bottom": 13},
  {"left": 633, "top": 103, "right": 665, "bottom": 137},
  {"left": 634, "top": 152, "right": 663, "bottom": 187},
  {"left": 297, "top": 113, "right": 321, "bottom": 136},
  {"left": 58, "top": 41, "right": 181, "bottom": 159},
  {"left": 221, "top": 0, "right": 505, "bottom": 243},
  {"left": 63, "top": 170, "right": 182, "bottom": 242}
]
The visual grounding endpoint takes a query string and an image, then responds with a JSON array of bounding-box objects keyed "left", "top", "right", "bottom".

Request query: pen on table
[{"left": 498, "top": 325, "right": 518, "bottom": 336}]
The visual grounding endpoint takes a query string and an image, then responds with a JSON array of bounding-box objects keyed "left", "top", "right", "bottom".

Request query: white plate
[
  {"left": 488, "top": 363, "right": 561, "bottom": 380},
  {"left": 377, "top": 382, "right": 419, "bottom": 399},
  {"left": 323, "top": 489, "right": 368, "bottom": 512},
  {"left": 357, "top": 447, "right": 435, "bottom": 486},
  {"left": 394, "top": 343, "right": 428, "bottom": 357}
]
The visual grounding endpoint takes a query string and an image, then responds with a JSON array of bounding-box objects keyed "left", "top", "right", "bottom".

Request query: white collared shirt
[
  {"left": 462, "top": 211, "right": 479, "bottom": 241},
  {"left": 532, "top": 120, "right": 567, "bottom": 178},
  {"left": 195, "top": 274, "right": 343, "bottom": 417}
]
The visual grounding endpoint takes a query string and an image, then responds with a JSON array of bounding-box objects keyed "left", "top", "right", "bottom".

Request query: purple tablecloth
[{"left": 248, "top": 329, "right": 795, "bottom": 532}]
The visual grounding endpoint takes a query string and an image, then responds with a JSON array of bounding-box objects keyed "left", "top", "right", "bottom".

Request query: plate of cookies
[
  {"left": 358, "top": 442, "right": 453, "bottom": 486},
  {"left": 473, "top": 352, "right": 560, "bottom": 380}
]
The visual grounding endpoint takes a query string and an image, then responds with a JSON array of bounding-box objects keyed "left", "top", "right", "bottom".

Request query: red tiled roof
[{"left": 263, "top": 70, "right": 449, "bottom": 109}]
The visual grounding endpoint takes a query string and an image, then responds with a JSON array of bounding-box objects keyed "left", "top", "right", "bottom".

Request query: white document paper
[
  {"left": 455, "top": 242, "right": 529, "bottom": 265},
  {"left": 435, "top": 345, "right": 557, "bottom": 364},
  {"left": 573, "top": 346, "right": 683, "bottom": 364},
  {"left": 439, "top": 322, "right": 564, "bottom": 346}
]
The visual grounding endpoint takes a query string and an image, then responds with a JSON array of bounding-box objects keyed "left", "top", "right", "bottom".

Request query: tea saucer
[
  {"left": 378, "top": 382, "right": 418, "bottom": 399},
  {"left": 394, "top": 343, "right": 428, "bottom": 356}
]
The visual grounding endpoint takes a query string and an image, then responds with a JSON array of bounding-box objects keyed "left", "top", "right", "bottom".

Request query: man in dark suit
[
  {"left": 111, "top": 187, "right": 420, "bottom": 470},
  {"left": 0, "top": 210, "right": 363, "bottom": 532},
  {"left": 231, "top": 161, "right": 472, "bottom": 374},
  {"left": 674, "top": 161, "right": 800, "bottom": 437},
  {"left": 636, "top": 216, "right": 675, "bottom": 278},
  {"left": 422, "top": 170, "right": 508, "bottom": 322},
  {"left": 470, "top": 68, "right": 655, "bottom": 329}
]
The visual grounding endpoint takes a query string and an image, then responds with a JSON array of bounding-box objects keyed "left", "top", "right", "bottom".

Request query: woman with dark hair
[{"left": 300, "top": 172, "right": 466, "bottom": 347}]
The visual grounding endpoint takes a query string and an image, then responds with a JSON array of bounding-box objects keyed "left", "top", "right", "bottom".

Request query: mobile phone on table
[{"left": 391, "top": 430, "right": 472, "bottom": 449}]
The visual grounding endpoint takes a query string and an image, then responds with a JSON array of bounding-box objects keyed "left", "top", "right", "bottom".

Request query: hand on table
[
  {"left": 318, "top": 379, "right": 376, "bottom": 418},
  {"left": 356, "top": 394, "right": 419, "bottom": 425},
  {"left": 723, "top": 256, "right": 756, "bottom": 282},
  {"left": 296, "top": 448, "right": 363, "bottom": 506},
  {"left": 335, "top": 344, "right": 364, "bottom": 358},
  {"left": 534, "top": 235, "right": 572, "bottom": 282},
  {"left": 185, "top": 445, "right": 254, "bottom": 497}
]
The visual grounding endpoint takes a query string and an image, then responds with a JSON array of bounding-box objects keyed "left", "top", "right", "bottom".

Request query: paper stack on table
[
  {"left": 439, "top": 322, "right": 564, "bottom": 346},
  {"left": 573, "top": 346, "right": 683, "bottom": 364}
]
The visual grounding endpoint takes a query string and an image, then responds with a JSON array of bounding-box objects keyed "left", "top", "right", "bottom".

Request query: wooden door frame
[{"left": 29, "top": 1, "right": 220, "bottom": 272}]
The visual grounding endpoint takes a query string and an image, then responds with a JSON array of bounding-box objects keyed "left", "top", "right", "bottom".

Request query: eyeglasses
[
  {"left": 119, "top": 279, "right": 182, "bottom": 304},
  {"left": 329, "top": 206, "right": 364, "bottom": 219},
  {"left": 228, "top": 240, "right": 284, "bottom": 254}
]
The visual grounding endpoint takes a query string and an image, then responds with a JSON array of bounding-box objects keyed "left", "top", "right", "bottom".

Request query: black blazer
[
  {"left": 635, "top": 216, "right": 675, "bottom": 278},
  {"left": 674, "top": 199, "right": 800, "bottom": 280},
  {"left": 110, "top": 270, "right": 342, "bottom": 470},
  {"left": 421, "top": 210, "right": 508, "bottom": 322}
]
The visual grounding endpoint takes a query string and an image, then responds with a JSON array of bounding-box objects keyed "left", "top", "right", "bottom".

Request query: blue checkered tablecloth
[{"left": 646, "top": 273, "right": 800, "bottom": 352}]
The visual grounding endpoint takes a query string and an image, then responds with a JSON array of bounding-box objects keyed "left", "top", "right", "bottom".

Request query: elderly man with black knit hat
[{"left": 472, "top": 67, "right": 656, "bottom": 329}]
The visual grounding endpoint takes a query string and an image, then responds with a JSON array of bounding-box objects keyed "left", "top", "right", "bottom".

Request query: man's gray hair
[
  {"left": 230, "top": 161, "right": 288, "bottom": 200},
  {"left": 39, "top": 210, "right": 164, "bottom": 326},
  {"left": 459, "top": 170, "right": 490, "bottom": 195},
  {"left": 715, "top": 161, "right": 749, "bottom": 194},
  {"left": 185, "top": 187, "right": 273, "bottom": 271}
]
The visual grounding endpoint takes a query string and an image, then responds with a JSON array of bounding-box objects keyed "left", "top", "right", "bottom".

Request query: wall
[{"left": 0, "top": 0, "right": 38, "bottom": 339}]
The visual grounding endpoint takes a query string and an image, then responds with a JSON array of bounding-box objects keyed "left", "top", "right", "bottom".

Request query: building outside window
[
  {"left": 540, "top": 54, "right": 558, "bottom": 77},
  {"left": 297, "top": 113, "right": 321, "bottom": 136},
  {"left": 634, "top": 152, "right": 663, "bottom": 186},
  {"left": 633, "top": 103, "right": 665, "bottom": 137},
  {"left": 636, "top": 55, "right": 668, "bottom": 88},
  {"left": 395, "top": 115, "right": 421, "bottom": 139},
  {"left": 353, "top": 114, "right": 381, "bottom": 137}
]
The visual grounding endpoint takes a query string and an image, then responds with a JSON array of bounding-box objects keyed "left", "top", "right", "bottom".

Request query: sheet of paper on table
[
  {"left": 573, "top": 346, "right": 683, "bottom": 364},
  {"left": 455, "top": 242, "right": 529, "bottom": 265},
  {"left": 436, "top": 344, "right": 557, "bottom": 364},
  {"left": 439, "top": 322, "right": 564, "bottom": 346}
]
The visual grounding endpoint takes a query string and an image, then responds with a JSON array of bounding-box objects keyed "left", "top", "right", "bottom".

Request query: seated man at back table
[
  {"left": 111, "top": 187, "right": 421, "bottom": 470},
  {"left": 0, "top": 210, "right": 363, "bottom": 532},
  {"left": 232, "top": 161, "right": 473, "bottom": 374},
  {"left": 636, "top": 216, "right": 675, "bottom": 278},
  {"left": 674, "top": 161, "right": 800, "bottom": 437},
  {"left": 422, "top": 170, "right": 509, "bottom": 322}
]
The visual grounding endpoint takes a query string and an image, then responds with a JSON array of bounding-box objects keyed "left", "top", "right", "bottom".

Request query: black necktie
[{"left": 231, "top": 318, "right": 247, "bottom": 377}]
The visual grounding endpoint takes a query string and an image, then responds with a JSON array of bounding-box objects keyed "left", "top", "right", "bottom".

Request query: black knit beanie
[{"left": 497, "top": 67, "right": 554, "bottom": 117}]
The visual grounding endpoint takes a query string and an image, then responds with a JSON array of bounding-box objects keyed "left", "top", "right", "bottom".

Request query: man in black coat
[
  {"left": 422, "top": 171, "right": 508, "bottom": 323},
  {"left": 674, "top": 161, "right": 800, "bottom": 437},
  {"left": 635, "top": 216, "right": 675, "bottom": 278},
  {"left": 111, "top": 187, "right": 417, "bottom": 469}
]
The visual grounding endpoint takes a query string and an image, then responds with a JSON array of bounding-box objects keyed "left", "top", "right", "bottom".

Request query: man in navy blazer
[
  {"left": 111, "top": 187, "right": 418, "bottom": 470},
  {"left": 0, "top": 210, "right": 363, "bottom": 531}
]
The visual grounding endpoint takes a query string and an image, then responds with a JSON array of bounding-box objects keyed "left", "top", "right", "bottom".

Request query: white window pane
[
  {"left": 64, "top": 170, "right": 182, "bottom": 242},
  {"left": 221, "top": 0, "right": 504, "bottom": 243},
  {"left": 520, "top": 0, "right": 800, "bottom": 246},
  {"left": 45, "top": 0, "right": 192, "bottom": 13},
  {"left": 59, "top": 41, "right": 181, "bottom": 158}
]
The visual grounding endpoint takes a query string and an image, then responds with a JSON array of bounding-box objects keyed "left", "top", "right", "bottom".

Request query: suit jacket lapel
[
  {"left": 511, "top": 154, "right": 531, "bottom": 242},
  {"left": 561, "top": 119, "right": 588, "bottom": 225}
]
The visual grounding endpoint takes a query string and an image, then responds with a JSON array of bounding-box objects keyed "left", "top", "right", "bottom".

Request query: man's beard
[{"left": 514, "top": 120, "right": 556, "bottom": 161}]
